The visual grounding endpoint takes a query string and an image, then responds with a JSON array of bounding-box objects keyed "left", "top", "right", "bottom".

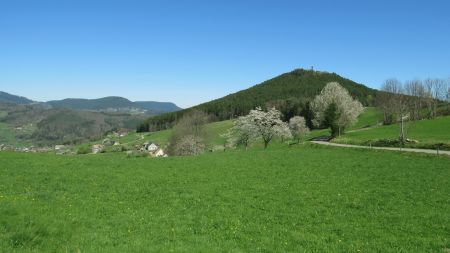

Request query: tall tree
[
  {"left": 168, "top": 110, "right": 210, "bottom": 156},
  {"left": 380, "top": 79, "right": 409, "bottom": 143},
  {"left": 246, "top": 107, "right": 290, "bottom": 148},
  {"left": 311, "top": 82, "right": 363, "bottom": 137},
  {"left": 404, "top": 80, "right": 425, "bottom": 120}
]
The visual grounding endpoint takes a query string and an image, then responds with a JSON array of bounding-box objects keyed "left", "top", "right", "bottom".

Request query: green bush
[{"left": 76, "top": 145, "right": 91, "bottom": 155}]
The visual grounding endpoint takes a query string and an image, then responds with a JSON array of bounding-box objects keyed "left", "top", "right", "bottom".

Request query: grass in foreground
[{"left": 1, "top": 145, "right": 449, "bottom": 252}]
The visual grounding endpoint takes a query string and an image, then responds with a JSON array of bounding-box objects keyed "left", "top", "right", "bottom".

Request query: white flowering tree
[
  {"left": 224, "top": 115, "right": 258, "bottom": 150},
  {"left": 311, "top": 82, "right": 363, "bottom": 137},
  {"left": 289, "top": 116, "right": 310, "bottom": 143},
  {"left": 246, "top": 107, "right": 290, "bottom": 148},
  {"left": 174, "top": 135, "right": 205, "bottom": 156}
]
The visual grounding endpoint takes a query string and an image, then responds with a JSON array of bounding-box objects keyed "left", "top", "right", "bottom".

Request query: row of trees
[
  {"left": 378, "top": 78, "right": 449, "bottom": 124},
  {"left": 225, "top": 82, "right": 363, "bottom": 149},
  {"left": 138, "top": 69, "right": 378, "bottom": 133},
  {"left": 377, "top": 78, "right": 450, "bottom": 142},
  {"left": 224, "top": 107, "right": 310, "bottom": 149},
  {"left": 168, "top": 82, "right": 365, "bottom": 155}
]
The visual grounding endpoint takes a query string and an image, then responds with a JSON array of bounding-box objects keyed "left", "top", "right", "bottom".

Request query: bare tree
[
  {"left": 424, "top": 78, "right": 447, "bottom": 118},
  {"left": 380, "top": 79, "right": 409, "bottom": 142},
  {"left": 404, "top": 80, "right": 425, "bottom": 120},
  {"left": 447, "top": 78, "right": 450, "bottom": 109},
  {"left": 174, "top": 135, "right": 205, "bottom": 156},
  {"left": 168, "top": 110, "right": 210, "bottom": 156}
]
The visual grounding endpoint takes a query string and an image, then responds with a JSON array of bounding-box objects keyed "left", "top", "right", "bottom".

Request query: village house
[
  {"left": 54, "top": 145, "right": 66, "bottom": 151},
  {"left": 150, "top": 148, "right": 167, "bottom": 157},
  {"left": 143, "top": 142, "right": 159, "bottom": 152}
]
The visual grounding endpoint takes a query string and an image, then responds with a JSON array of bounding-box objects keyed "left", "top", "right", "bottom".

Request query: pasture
[{"left": 1, "top": 145, "right": 449, "bottom": 252}]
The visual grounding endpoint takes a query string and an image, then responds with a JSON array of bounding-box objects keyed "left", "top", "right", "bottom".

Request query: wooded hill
[
  {"left": 47, "top": 97, "right": 181, "bottom": 115},
  {"left": 139, "top": 69, "right": 378, "bottom": 132},
  {"left": 0, "top": 91, "right": 35, "bottom": 104}
]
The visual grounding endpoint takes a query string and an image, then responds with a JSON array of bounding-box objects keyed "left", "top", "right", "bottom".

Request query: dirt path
[{"left": 311, "top": 141, "right": 450, "bottom": 156}]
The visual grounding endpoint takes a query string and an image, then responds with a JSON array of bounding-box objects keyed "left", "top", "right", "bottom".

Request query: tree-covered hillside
[
  {"left": 0, "top": 91, "right": 34, "bottom": 104},
  {"left": 139, "top": 69, "right": 378, "bottom": 132},
  {"left": 47, "top": 97, "right": 181, "bottom": 115},
  {"left": 47, "top": 96, "right": 136, "bottom": 110}
]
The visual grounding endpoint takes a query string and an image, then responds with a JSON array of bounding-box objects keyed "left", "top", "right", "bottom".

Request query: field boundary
[{"left": 311, "top": 141, "right": 450, "bottom": 156}]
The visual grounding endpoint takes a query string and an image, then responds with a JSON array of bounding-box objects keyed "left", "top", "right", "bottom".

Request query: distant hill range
[
  {"left": 0, "top": 91, "right": 35, "bottom": 104},
  {"left": 47, "top": 97, "right": 181, "bottom": 115},
  {"left": 0, "top": 92, "right": 181, "bottom": 147},
  {"left": 0, "top": 92, "right": 181, "bottom": 115},
  {"left": 139, "top": 69, "right": 378, "bottom": 132}
]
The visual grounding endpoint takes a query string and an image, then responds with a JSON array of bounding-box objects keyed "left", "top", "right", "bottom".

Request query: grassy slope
[
  {"left": 100, "top": 120, "right": 234, "bottom": 149},
  {"left": 1, "top": 146, "right": 449, "bottom": 252},
  {"left": 347, "top": 107, "right": 383, "bottom": 131},
  {"left": 335, "top": 116, "right": 450, "bottom": 147},
  {"left": 82, "top": 108, "right": 447, "bottom": 152}
]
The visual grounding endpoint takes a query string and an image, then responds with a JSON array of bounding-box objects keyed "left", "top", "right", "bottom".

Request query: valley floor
[{"left": 1, "top": 144, "right": 449, "bottom": 252}]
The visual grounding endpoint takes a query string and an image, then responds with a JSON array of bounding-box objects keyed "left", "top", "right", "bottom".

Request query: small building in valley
[
  {"left": 150, "top": 148, "right": 167, "bottom": 157},
  {"left": 143, "top": 142, "right": 159, "bottom": 152}
]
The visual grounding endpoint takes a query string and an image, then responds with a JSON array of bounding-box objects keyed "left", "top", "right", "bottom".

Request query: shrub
[{"left": 76, "top": 145, "right": 91, "bottom": 155}]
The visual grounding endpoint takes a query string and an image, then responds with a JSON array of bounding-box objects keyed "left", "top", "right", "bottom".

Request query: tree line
[
  {"left": 168, "top": 82, "right": 364, "bottom": 156},
  {"left": 137, "top": 69, "right": 377, "bottom": 133},
  {"left": 377, "top": 78, "right": 450, "bottom": 142}
]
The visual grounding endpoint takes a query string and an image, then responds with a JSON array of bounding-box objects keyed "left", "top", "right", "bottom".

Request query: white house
[
  {"left": 151, "top": 148, "right": 167, "bottom": 157},
  {"left": 144, "top": 142, "right": 159, "bottom": 152}
]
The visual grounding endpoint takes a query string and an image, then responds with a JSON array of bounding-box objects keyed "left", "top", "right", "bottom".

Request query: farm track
[{"left": 311, "top": 141, "right": 450, "bottom": 156}]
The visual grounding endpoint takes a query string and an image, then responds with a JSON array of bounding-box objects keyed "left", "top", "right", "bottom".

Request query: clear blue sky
[{"left": 1, "top": 0, "right": 449, "bottom": 108}]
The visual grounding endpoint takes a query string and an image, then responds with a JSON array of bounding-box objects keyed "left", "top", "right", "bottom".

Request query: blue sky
[{"left": 1, "top": 0, "right": 449, "bottom": 108}]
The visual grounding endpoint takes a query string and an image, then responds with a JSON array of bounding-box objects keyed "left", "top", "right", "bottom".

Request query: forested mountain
[
  {"left": 47, "top": 97, "right": 136, "bottom": 110},
  {"left": 0, "top": 91, "right": 181, "bottom": 115},
  {"left": 47, "top": 97, "right": 181, "bottom": 115},
  {"left": 0, "top": 91, "right": 35, "bottom": 104},
  {"left": 139, "top": 69, "right": 378, "bottom": 132}
]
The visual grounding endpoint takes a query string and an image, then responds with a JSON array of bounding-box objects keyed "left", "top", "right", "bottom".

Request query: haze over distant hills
[
  {"left": 0, "top": 91, "right": 182, "bottom": 115},
  {"left": 0, "top": 91, "right": 35, "bottom": 105}
]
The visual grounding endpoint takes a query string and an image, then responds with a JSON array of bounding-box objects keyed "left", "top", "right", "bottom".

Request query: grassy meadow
[
  {"left": 1, "top": 144, "right": 449, "bottom": 252},
  {"left": 335, "top": 116, "right": 450, "bottom": 149}
]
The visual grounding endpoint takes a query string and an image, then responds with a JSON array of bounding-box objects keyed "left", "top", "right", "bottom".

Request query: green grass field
[
  {"left": 347, "top": 107, "right": 383, "bottom": 131},
  {"left": 1, "top": 145, "right": 449, "bottom": 252},
  {"left": 335, "top": 116, "right": 450, "bottom": 149}
]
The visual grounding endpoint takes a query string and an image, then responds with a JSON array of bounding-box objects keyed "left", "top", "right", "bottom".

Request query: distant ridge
[
  {"left": 0, "top": 92, "right": 181, "bottom": 115},
  {"left": 47, "top": 97, "right": 137, "bottom": 110},
  {"left": 135, "top": 101, "right": 181, "bottom": 113},
  {"left": 47, "top": 97, "right": 181, "bottom": 114},
  {"left": 0, "top": 91, "right": 34, "bottom": 104},
  {"left": 139, "top": 69, "right": 378, "bottom": 132}
]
